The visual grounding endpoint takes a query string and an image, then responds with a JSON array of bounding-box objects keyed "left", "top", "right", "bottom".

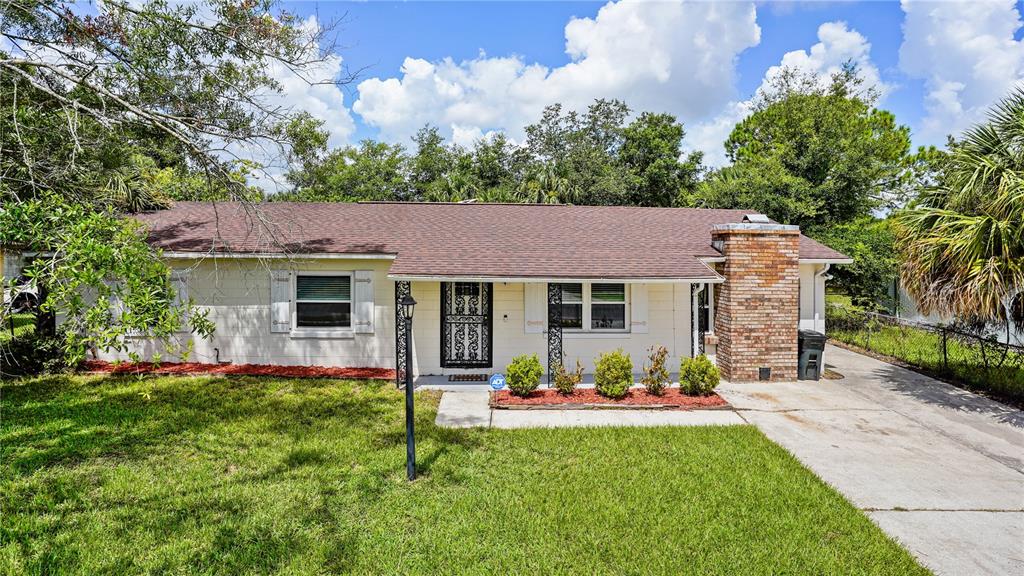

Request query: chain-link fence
[{"left": 827, "top": 304, "right": 1024, "bottom": 404}]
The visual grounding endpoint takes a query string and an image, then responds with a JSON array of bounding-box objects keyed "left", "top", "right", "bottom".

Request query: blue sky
[{"left": 278, "top": 1, "right": 1024, "bottom": 165}]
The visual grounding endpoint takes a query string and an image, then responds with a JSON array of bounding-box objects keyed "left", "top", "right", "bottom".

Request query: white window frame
[
  {"left": 292, "top": 271, "right": 353, "bottom": 334},
  {"left": 552, "top": 282, "right": 630, "bottom": 333}
]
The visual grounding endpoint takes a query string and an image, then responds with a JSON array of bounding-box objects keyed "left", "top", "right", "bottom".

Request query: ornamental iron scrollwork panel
[
  {"left": 441, "top": 282, "right": 492, "bottom": 368},
  {"left": 547, "top": 283, "right": 563, "bottom": 386},
  {"left": 395, "top": 281, "right": 411, "bottom": 388},
  {"left": 691, "top": 283, "right": 709, "bottom": 356}
]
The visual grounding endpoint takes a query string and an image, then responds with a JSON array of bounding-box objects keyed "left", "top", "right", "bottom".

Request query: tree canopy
[
  {"left": 282, "top": 100, "right": 704, "bottom": 207},
  {"left": 1, "top": 0, "right": 346, "bottom": 362},
  {"left": 696, "top": 66, "right": 911, "bottom": 233}
]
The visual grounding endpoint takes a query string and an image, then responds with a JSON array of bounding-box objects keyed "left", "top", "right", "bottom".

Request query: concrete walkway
[{"left": 717, "top": 345, "right": 1024, "bottom": 576}]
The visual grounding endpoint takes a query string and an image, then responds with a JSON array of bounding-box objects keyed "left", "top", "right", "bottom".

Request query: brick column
[{"left": 711, "top": 223, "right": 800, "bottom": 382}]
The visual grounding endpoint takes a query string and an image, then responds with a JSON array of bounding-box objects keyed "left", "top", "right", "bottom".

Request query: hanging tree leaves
[{"left": 0, "top": 0, "right": 346, "bottom": 364}]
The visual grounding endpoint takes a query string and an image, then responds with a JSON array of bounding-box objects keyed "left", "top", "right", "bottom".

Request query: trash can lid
[{"left": 798, "top": 329, "right": 826, "bottom": 340}]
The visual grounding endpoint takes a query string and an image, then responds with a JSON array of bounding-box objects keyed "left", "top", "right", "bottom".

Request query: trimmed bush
[
  {"left": 594, "top": 349, "right": 632, "bottom": 399},
  {"left": 680, "top": 355, "right": 719, "bottom": 396},
  {"left": 553, "top": 359, "right": 584, "bottom": 395},
  {"left": 506, "top": 354, "right": 543, "bottom": 397},
  {"left": 641, "top": 345, "right": 671, "bottom": 396}
]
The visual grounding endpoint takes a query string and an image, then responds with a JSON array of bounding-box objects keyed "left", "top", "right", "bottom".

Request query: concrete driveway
[{"left": 717, "top": 344, "right": 1024, "bottom": 576}]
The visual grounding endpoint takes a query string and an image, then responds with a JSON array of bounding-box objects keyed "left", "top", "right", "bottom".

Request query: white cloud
[
  {"left": 758, "top": 21, "right": 888, "bottom": 99},
  {"left": 899, "top": 0, "right": 1024, "bottom": 142},
  {"left": 684, "top": 101, "right": 752, "bottom": 167},
  {"left": 353, "top": 0, "right": 761, "bottom": 146},
  {"left": 237, "top": 16, "right": 357, "bottom": 192},
  {"left": 265, "top": 52, "right": 356, "bottom": 151},
  {"left": 691, "top": 20, "right": 886, "bottom": 166},
  {"left": 265, "top": 16, "right": 356, "bottom": 150}
]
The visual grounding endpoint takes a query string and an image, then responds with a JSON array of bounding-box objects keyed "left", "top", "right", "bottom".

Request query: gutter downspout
[{"left": 813, "top": 264, "right": 831, "bottom": 334}]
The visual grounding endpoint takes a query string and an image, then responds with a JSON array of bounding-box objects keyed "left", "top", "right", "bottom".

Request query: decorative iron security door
[{"left": 441, "top": 282, "right": 493, "bottom": 368}]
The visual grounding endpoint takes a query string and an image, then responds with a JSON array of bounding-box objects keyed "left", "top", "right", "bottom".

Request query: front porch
[{"left": 393, "top": 278, "right": 718, "bottom": 387}]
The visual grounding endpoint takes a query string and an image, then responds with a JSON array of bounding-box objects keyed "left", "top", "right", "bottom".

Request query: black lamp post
[{"left": 399, "top": 294, "right": 417, "bottom": 481}]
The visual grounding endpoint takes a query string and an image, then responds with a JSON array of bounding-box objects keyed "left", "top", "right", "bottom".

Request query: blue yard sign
[{"left": 489, "top": 373, "right": 506, "bottom": 390}]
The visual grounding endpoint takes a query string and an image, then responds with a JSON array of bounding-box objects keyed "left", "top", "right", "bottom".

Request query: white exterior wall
[
  {"left": 798, "top": 263, "right": 827, "bottom": 334},
  {"left": 104, "top": 266, "right": 701, "bottom": 377},
  {"left": 410, "top": 281, "right": 693, "bottom": 376},
  {"left": 97, "top": 257, "right": 397, "bottom": 368},
  {"left": 102, "top": 253, "right": 726, "bottom": 377}
]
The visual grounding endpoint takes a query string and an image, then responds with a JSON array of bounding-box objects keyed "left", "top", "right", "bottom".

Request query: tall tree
[
  {"left": 814, "top": 217, "right": 899, "bottom": 310},
  {"left": 896, "top": 88, "right": 1024, "bottom": 331},
  {"left": 282, "top": 140, "right": 409, "bottom": 202},
  {"left": 1, "top": 0, "right": 347, "bottom": 362},
  {"left": 619, "top": 112, "right": 703, "bottom": 207},
  {"left": 523, "top": 99, "right": 632, "bottom": 205},
  {"left": 698, "top": 65, "right": 911, "bottom": 232}
]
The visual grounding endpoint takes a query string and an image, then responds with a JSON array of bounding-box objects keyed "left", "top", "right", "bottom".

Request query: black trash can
[{"left": 798, "top": 330, "right": 826, "bottom": 381}]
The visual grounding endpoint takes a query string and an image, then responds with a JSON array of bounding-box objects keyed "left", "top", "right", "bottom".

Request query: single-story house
[{"left": 14, "top": 202, "right": 852, "bottom": 383}]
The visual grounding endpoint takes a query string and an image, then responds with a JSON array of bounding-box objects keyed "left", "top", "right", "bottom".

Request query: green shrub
[
  {"left": 680, "top": 355, "right": 719, "bottom": 396},
  {"left": 553, "top": 359, "right": 584, "bottom": 395},
  {"left": 2, "top": 332, "right": 72, "bottom": 377},
  {"left": 641, "top": 345, "right": 671, "bottom": 396},
  {"left": 594, "top": 349, "right": 632, "bottom": 399},
  {"left": 506, "top": 354, "right": 543, "bottom": 397}
]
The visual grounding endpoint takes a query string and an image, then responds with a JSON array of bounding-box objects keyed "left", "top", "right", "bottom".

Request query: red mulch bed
[
  {"left": 80, "top": 360, "right": 395, "bottom": 380},
  {"left": 492, "top": 388, "right": 728, "bottom": 410}
]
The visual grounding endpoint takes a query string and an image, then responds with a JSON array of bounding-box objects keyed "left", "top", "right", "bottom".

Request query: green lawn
[
  {"left": 826, "top": 303, "right": 1024, "bottom": 403},
  {"left": 1, "top": 374, "right": 928, "bottom": 575},
  {"left": 0, "top": 313, "right": 33, "bottom": 343}
]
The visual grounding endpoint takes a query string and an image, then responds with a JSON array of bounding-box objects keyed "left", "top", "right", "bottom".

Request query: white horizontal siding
[
  {"left": 98, "top": 258, "right": 396, "bottom": 368},
  {"left": 413, "top": 281, "right": 693, "bottom": 376},
  {"left": 103, "top": 262, "right": 706, "bottom": 376},
  {"left": 798, "top": 263, "right": 827, "bottom": 334}
]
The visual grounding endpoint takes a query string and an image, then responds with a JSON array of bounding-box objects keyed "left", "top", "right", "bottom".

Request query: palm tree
[
  {"left": 518, "top": 165, "right": 574, "bottom": 204},
  {"left": 895, "top": 87, "right": 1024, "bottom": 331}
]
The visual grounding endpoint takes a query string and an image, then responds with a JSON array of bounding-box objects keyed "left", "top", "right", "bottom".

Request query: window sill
[
  {"left": 289, "top": 329, "right": 355, "bottom": 340},
  {"left": 563, "top": 331, "right": 630, "bottom": 339}
]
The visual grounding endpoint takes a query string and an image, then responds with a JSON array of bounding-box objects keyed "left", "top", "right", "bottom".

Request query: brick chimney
[{"left": 711, "top": 220, "right": 800, "bottom": 382}]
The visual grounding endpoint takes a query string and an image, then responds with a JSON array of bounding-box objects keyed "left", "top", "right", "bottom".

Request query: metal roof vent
[{"left": 742, "top": 213, "right": 771, "bottom": 223}]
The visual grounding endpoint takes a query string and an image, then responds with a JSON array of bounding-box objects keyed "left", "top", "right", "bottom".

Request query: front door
[{"left": 441, "top": 282, "right": 493, "bottom": 368}]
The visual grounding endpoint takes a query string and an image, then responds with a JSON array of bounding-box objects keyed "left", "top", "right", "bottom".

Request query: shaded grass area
[
  {"left": 827, "top": 304, "right": 1024, "bottom": 404},
  {"left": 1, "top": 374, "right": 928, "bottom": 575},
  {"left": 0, "top": 313, "right": 33, "bottom": 343}
]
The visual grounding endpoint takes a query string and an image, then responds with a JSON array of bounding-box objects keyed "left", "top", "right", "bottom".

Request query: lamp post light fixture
[{"left": 399, "top": 294, "right": 417, "bottom": 481}]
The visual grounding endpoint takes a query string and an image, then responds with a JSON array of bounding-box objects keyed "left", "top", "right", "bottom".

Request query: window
[
  {"left": 591, "top": 283, "right": 626, "bottom": 329},
  {"left": 295, "top": 275, "right": 351, "bottom": 328},
  {"left": 550, "top": 283, "right": 627, "bottom": 331},
  {"left": 556, "top": 283, "right": 583, "bottom": 329}
]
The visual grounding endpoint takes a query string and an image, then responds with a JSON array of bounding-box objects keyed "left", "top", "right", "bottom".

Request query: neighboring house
[
  {"left": 90, "top": 202, "right": 850, "bottom": 382},
  {"left": 1, "top": 250, "right": 38, "bottom": 313}
]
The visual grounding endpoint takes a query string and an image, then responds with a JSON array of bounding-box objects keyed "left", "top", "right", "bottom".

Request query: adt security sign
[{"left": 489, "top": 373, "right": 507, "bottom": 390}]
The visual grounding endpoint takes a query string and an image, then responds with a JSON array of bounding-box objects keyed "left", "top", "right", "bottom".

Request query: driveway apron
[{"left": 718, "top": 344, "right": 1024, "bottom": 576}]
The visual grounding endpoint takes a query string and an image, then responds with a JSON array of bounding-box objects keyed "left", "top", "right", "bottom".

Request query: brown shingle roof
[{"left": 136, "top": 202, "right": 849, "bottom": 280}]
